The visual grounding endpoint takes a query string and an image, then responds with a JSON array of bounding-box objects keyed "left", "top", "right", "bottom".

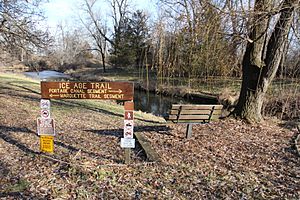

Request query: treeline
[{"left": 1, "top": 0, "right": 300, "bottom": 81}]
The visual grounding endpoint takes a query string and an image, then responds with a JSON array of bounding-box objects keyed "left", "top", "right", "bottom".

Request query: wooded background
[{"left": 1, "top": 0, "right": 299, "bottom": 121}]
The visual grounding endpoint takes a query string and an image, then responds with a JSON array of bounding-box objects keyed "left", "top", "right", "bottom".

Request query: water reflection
[
  {"left": 134, "top": 90, "right": 194, "bottom": 117},
  {"left": 24, "top": 70, "right": 71, "bottom": 80}
]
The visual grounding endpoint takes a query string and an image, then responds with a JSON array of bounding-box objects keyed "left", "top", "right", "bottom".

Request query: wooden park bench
[{"left": 166, "top": 104, "right": 223, "bottom": 138}]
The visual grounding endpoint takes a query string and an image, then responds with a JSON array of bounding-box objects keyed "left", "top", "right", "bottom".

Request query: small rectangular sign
[
  {"left": 40, "top": 135, "right": 54, "bottom": 153},
  {"left": 121, "top": 138, "right": 135, "bottom": 148},
  {"left": 124, "top": 120, "right": 134, "bottom": 138},
  {"left": 40, "top": 99, "right": 50, "bottom": 109},
  {"left": 41, "top": 81, "right": 134, "bottom": 100},
  {"left": 124, "top": 111, "right": 134, "bottom": 120},
  {"left": 37, "top": 118, "right": 55, "bottom": 136}
]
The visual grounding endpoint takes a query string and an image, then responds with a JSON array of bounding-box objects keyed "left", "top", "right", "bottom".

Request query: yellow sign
[{"left": 40, "top": 136, "right": 54, "bottom": 153}]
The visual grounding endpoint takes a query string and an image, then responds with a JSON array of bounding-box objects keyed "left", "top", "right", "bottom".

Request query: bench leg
[{"left": 186, "top": 123, "right": 193, "bottom": 139}]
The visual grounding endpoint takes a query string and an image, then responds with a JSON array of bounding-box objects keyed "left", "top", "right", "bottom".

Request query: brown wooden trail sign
[
  {"left": 40, "top": 81, "right": 135, "bottom": 163},
  {"left": 41, "top": 81, "right": 134, "bottom": 100}
]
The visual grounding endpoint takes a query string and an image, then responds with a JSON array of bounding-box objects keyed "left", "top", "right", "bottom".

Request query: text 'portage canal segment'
[{"left": 41, "top": 82, "right": 134, "bottom": 100}]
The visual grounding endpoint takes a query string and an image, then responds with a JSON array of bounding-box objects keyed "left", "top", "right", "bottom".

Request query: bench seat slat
[
  {"left": 169, "top": 119, "right": 218, "bottom": 123},
  {"left": 170, "top": 109, "right": 222, "bottom": 115},
  {"left": 168, "top": 114, "right": 220, "bottom": 120},
  {"left": 171, "top": 104, "right": 223, "bottom": 110}
]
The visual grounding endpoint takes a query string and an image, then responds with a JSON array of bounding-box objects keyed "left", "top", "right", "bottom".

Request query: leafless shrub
[
  {"left": 218, "top": 88, "right": 239, "bottom": 108},
  {"left": 263, "top": 85, "right": 300, "bottom": 120}
]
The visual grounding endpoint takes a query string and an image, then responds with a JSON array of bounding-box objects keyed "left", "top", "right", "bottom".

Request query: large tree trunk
[{"left": 234, "top": 0, "right": 297, "bottom": 122}]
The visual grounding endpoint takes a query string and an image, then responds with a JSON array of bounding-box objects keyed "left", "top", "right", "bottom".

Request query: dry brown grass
[{"left": 0, "top": 73, "right": 299, "bottom": 199}]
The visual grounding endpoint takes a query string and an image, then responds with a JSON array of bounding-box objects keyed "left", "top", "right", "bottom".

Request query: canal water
[
  {"left": 24, "top": 70, "right": 71, "bottom": 80},
  {"left": 134, "top": 90, "right": 195, "bottom": 117},
  {"left": 24, "top": 70, "right": 206, "bottom": 117}
]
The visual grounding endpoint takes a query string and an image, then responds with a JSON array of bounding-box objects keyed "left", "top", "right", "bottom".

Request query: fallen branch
[{"left": 295, "top": 125, "right": 300, "bottom": 156}]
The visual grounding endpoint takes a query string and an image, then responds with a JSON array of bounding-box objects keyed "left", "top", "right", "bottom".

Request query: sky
[{"left": 41, "top": 0, "right": 157, "bottom": 33}]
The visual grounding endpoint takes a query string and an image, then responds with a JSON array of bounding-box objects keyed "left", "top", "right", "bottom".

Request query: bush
[
  {"left": 264, "top": 89, "right": 300, "bottom": 120},
  {"left": 24, "top": 60, "right": 49, "bottom": 71}
]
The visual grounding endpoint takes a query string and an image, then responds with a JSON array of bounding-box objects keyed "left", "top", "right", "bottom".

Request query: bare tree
[
  {"left": 110, "top": 0, "right": 129, "bottom": 41},
  {"left": 0, "top": 0, "right": 49, "bottom": 60},
  {"left": 48, "top": 23, "right": 92, "bottom": 71},
  {"left": 234, "top": 0, "right": 299, "bottom": 122},
  {"left": 156, "top": 0, "right": 237, "bottom": 89},
  {"left": 109, "top": 0, "right": 131, "bottom": 67},
  {"left": 81, "top": 0, "right": 109, "bottom": 72}
]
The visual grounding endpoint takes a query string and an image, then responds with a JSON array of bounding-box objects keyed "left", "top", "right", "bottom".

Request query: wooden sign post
[
  {"left": 121, "top": 101, "right": 135, "bottom": 164},
  {"left": 39, "top": 81, "right": 134, "bottom": 163}
]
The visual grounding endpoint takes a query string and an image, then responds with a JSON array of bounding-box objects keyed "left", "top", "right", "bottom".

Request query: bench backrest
[{"left": 168, "top": 104, "right": 223, "bottom": 123}]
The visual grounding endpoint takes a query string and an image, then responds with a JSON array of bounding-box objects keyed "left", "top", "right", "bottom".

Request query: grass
[{"left": 5, "top": 179, "right": 30, "bottom": 193}]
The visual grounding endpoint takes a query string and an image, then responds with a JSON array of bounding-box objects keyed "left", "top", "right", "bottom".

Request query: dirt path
[{"left": 0, "top": 73, "right": 299, "bottom": 199}]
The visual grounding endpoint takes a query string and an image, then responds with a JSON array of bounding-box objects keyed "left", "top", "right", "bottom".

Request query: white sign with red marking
[
  {"left": 41, "top": 109, "right": 50, "bottom": 119},
  {"left": 122, "top": 102, "right": 135, "bottom": 148},
  {"left": 124, "top": 120, "right": 134, "bottom": 138},
  {"left": 40, "top": 99, "right": 51, "bottom": 119},
  {"left": 37, "top": 117, "right": 55, "bottom": 136}
]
